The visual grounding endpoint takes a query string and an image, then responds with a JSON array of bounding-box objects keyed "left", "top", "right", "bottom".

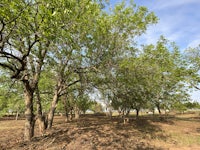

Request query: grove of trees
[{"left": 0, "top": 0, "right": 200, "bottom": 141}]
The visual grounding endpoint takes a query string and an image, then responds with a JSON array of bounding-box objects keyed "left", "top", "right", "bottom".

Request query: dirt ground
[{"left": 0, "top": 113, "right": 200, "bottom": 150}]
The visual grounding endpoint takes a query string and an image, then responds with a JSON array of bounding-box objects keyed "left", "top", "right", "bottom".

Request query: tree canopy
[{"left": 0, "top": 0, "right": 199, "bottom": 142}]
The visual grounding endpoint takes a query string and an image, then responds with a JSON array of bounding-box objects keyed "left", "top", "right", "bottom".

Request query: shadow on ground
[{"left": 12, "top": 114, "right": 171, "bottom": 150}]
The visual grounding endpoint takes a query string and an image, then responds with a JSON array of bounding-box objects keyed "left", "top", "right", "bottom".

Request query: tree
[
  {"left": 185, "top": 45, "right": 200, "bottom": 90},
  {"left": 90, "top": 1, "right": 158, "bottom": 117},
  {"left": 44, "top": 0, "right": 105, "bottom": 128},
  {"left": 77, "top": 97, "right": 94, "bottom": 114},
  {"left": 99, "top": 36, "right": 189, "bottom": 117},
  {"left": 117, "top": 56, "right": 154, "bottom": 117},
  {"left": 173, "top": 102, "right": 187, "bottom": 114},
  {"left": 0, "top": 0, "right": 158, "bottom": 140},
  {"left": 184, "top": 101, "right": 200, "bottom": 109},
  {"left": 44, "top": 0, "right": 158, "bottom": 128},
  {"left": 139, "top": 37, "right": 188, "bottom": 114},
  {"left": 90, "top": 102, "right": 104, "bottom": 113},
  {"left": 0, "top": 72, "right": 24, "bottom": 119},
  {"left": 0, "top": 0, "right": 71, "bottom": 140}
]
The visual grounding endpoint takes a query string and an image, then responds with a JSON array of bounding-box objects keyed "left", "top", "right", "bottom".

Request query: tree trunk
[
  {"left": 75, "top": 111, "right": 79, "bottom": 119},
  {"left": 118, "top": 110, "right": 121, "bottom": 117},
  {"left": 125, "top": 109, "right": 130, "bottom": 116},
  {"left": 153, "top": 109, "right": 155, "bottom": 115},
  {"left": 62, "top": 95, "right": 70, "bottom": 122},
  {"left": 24, "top": 84, "right": 35, "bottom": 141},
  {"left": 35, "top": 87, "right": 46, "bottom": 134},
  {"left": 15, "top": 110, "right": 19, "bottom": 120},
  {"left": 136, "top": 108, "right": 140, "bottom": 117},
  {"left": 64, "top": 107, "right": 70, "bottom": 122},
  {"left": 74, "top": 105, "right": 80, "bottom": 119},
  {"left": 70, "top": 108, "right": 73, "bottom": 120},
  {"left": 122, "top": 110, "right": 125, "bottom": 116},
  {"left": 107, "top": 107, "right": 112, "bottom": 118},
  {"left": 156, "top": 104, "right": 161, "bottom": 114},
  {"left": 65, "top": 113, "right": 69, "bottom": 122},
  {"left": 37, "top": 117, "right": 46, "bottom": 134},
  {"left": 83, "top": 111, "right": 86, "bottom": 115},
  {"left": 47, "top": 92, "right": 59, "bottom": 129}
]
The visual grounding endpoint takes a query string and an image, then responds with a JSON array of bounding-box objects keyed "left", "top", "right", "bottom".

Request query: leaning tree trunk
[
  {"left": 24, "top": 83, "right": 35, "bottom": 141},
  {"left": 47, "top": 91, "right": 59, "bottom": 129}
]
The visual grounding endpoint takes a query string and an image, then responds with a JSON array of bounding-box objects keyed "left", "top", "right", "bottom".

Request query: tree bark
[
  {"left": 106, "top": 107, "right": 112, "bottom": 118},
  {"left": 125, "top": 109, "right": 130, "bottom": 116},
  {"left": 74, "top": 105, "right": 80, "bottom": 119},
  {"left": 62, "top": 95, "right": 70, "bottom": 122},
  {"left": 136, "top": 108, "right": 140, "bottom": 117},
  {"left": 65, "top": 113, "right": 69, "bottom": 122},
  {"left": 35, "top": 86, "right": 46, "bottom": 134},
  {"left": 70, "top": 108, "right": 73, "bottom": 121},
  {"left": 47, "top": 91, "right": 59, "bottom": 129},
  {"left": 24, "top": 83, "right": 35, "bottom": 141},
  {"left": 156, "top": 104, "right": 161, "bottom": 114},
  {"left": 15, "top": 110, "right": 19, "bottom": 120}
]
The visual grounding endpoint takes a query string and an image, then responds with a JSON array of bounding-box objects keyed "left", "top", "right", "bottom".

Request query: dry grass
[{"left": 0, "top": 113, "right": 200, "bottom": 150}]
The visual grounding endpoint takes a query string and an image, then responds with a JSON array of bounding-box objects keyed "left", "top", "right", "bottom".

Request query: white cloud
[
  {"left": 187, "top": 39, "right": 200, "bottom": 48},
  {"left": 152, "top": 0, "right": 200, "bottom": 10},
  {"left": 138, "top": 13, "right": 184, "bottom": 45},
  {"left": 135, "top": 0, "right": 200, "bottom": 50}
]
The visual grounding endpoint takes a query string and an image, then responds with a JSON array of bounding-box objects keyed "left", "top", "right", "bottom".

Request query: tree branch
[
  {"left": 0, "top": 51, "right": 23, "bottom": 63},
  {"left": 0, "top": 62, "right": 15, "bottom": 72},
  {"left": 67, "top": 79, "right": 80, "bottom": 87},
  {"left": 190, "top": 82, "right": 200, "bottom": 90}
]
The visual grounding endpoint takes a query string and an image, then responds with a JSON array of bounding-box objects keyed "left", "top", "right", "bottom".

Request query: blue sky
[
  {"left": 110, "top": 0, "right": 200, "bottom": 49},
  {"left": 110, "top": 0, "right": 200, "bottom": 101}
]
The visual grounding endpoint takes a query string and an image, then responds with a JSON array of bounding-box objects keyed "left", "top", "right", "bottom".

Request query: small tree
[
  {"left": 76, "top": 95, "right": 93, "bottom": 114},
  {"left": 184, "top": 101, "right": 200, "bottom": 109},
  {"left": 173, "top": 102, "right": 187, "bottom": 114},
  {"left": 90, "top": 102, "right": 103, "bottom": 113}
]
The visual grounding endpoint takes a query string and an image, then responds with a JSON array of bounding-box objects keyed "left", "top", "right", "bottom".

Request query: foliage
[
  {"left": 0, "top": 0, "right": 198, "bottom": 141},
  {"left": 76, "top": 95, "right": 94, "bottom": 114},
  {"left": 184, "top": 101, "right": 200, "bottom": 109},
  {"left": 185, "top": 45, "right": 200, "bottom": 90},
  {"left": 90, "top": 102, "right": 104, "bottom": 113},
  {"left": 0, "top": 74, "right": 24, "bottom": 116},
  {"left": 97, "top": 36, "right": 190, "bottom": 115},
  {"left": 173, "top": 102, "right": 187, "bottom": 113}
]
